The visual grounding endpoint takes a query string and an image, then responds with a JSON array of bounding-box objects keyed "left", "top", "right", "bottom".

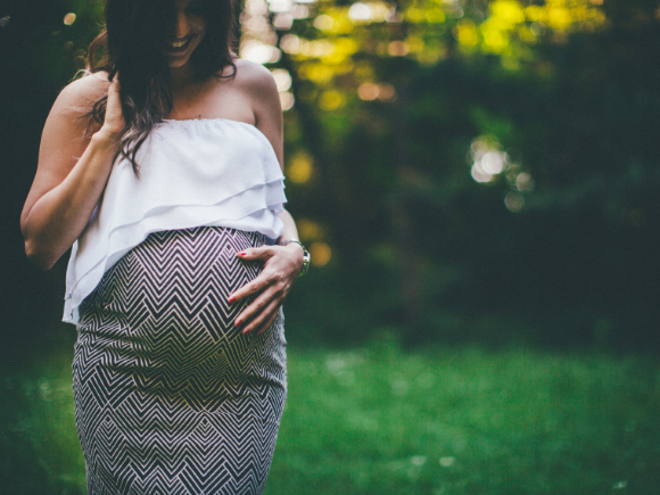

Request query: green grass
[{"left": 2, "top": 338, "right": 659, "bottom": 494}]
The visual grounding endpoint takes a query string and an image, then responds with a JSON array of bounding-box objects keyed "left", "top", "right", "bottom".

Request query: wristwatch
[{"left": 279, "top": 239, "right": 310, "bottom": 277}]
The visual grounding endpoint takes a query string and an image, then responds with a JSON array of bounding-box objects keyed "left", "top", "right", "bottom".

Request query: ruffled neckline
[
  {"left": 161, "top": 117, "right": 254, "bottom": 126},
  {"left": 158, "top": 118, "right": 278, "bottom": 157}
]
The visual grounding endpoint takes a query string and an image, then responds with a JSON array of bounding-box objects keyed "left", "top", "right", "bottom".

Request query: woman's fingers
[
  {"left": 240, "top": 299, "right": 281, "bottom": 335},
  {"left": 234, "top": 279, "right": 283, "bottom": 327},
  {"left": 230, "top": 243, "right": 301, "bottom": 335},
  {"left": 228, "top": 247, "right": 275, "bottom": 302},
  {"left": 229, "top": 269, "right": 273, "bottom": 303},
  {"left": 234, "top": 287, "right": 270, "bottom": 327},
  {"left": 237, "top": 246, "right": 274, "bottom": 262},
  {"left": 100, "top": 77, "right": 125, "bottom": 138}
]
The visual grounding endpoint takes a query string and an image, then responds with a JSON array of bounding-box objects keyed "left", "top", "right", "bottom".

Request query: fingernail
[
  {"left": 242, "top": 328, "right": 250, "bottom": 335},
  {"left": 238, "top": 251, "right": 247, "bottom": 256},
  {"left": 228, "top": 296, "right": 235, "bottom": 303},
  {"left": 235, "top": 319, "right": 242, "bottom": 326}
]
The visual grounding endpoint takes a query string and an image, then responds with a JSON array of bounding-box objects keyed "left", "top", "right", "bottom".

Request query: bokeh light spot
[
  {"left": 480, "top": 151, "right": 505, "bottom": 174},
  {"left": 279, "top": 91, "right": 295, "bottom": 111},
  {"left": 348, "top": 2, "right": 372, "bottom": 22},
  {"left": 471, "top": 165, "right": 493, "bottom": 183},
  {"left": 268, "top": 0, "right": 292, "bottom": 14},
  {"left": 505, "top": 191, "right": 525, "bottom": 212},
  {"left": 241, "top": 40, "right": 281, "bottom": 64},
  {"left": 273, "top": 13, "right": 294, "bottom": 30},
  {"left": 310, "top": 242, "right": 332, "bottom": 266},
  {"left": 297, "top": 218, "right": 324, "bottom": 241},
  {"left": 358, "top": 82, "right": 380, "bottom": 101},
  {"left": 301, "top": 63, "right": 334, "bottom": 84},
  {"left": 287, "top": 153, "right": 314, "bottom": 183},
  {"left": 378, "top": 83, "right": 396, "bottom": 101},
  {"left": 319, "top": 90, "right": 344, "bottom": 110},
  {"left": 388, "top": 40, "right": 409, "bottom": 56},
  {"left": 291, "top": 5, "right": 310, "bottom": 19},
  {"left": 454, "top": 19, "right": 479, "bottom": 46},
  {"left": 246, "top": 0, "right": 269, "bottom": 15},
  {"left": 279, "top": 34, "right": 302, "bottom": 54},
  {"left": 271, "top": 69, "right": 292, "bottom": 92},
  {"left": 63, "top": 13, "right": 77, "bottom": 26},
  {"left": 469, "top": 136, "right": 516, "bottom": 184},
  {"left": 516, "top": 172, "right": 535, "bottom": 192},
  {"left": 314, "top": 14, "right": 334, "bottom": 31}
]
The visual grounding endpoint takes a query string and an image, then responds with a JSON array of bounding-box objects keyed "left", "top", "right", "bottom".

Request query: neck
[{"left": 170, "top": 63, "right": 196, "bottom": 89}]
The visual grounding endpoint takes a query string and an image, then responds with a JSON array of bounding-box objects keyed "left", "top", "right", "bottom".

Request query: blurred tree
[
  {"left": 2, "top": 0, "right": 659, "bottom": 352},
  {"left": 0, "top": 0, "right": 102, "bottom": 357},
  {"left": 241, "top": 0, "right": 660, "bottom": 347}
]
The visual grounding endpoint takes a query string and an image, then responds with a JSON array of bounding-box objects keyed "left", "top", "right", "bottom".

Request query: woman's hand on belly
[{"left": 228, "top": 243, "right": 304, "bottom": 335}]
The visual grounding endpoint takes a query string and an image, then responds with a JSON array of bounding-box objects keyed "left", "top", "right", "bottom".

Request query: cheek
[{"left": 191, "top": 17, "right": 206, "bottom": 34}]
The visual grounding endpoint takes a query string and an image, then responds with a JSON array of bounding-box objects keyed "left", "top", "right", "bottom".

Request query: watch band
[{"left": 278, "top": 239, "right": 310, "bottom": 277}]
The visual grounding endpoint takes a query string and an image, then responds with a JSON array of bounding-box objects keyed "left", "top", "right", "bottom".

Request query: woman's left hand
[{"left": 229, "top": 243, "right": 304, "bottom": 335}]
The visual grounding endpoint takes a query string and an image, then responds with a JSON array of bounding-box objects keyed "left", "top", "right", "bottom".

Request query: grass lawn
[{"left": 2, "top": 337, "right": 659, "bottom": 494}]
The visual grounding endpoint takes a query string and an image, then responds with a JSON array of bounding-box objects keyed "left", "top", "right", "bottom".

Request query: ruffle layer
[{"left": 64, "top": 118, "right": 286, "bottom": 324}]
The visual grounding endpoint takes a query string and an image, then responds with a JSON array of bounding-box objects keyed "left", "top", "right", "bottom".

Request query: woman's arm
[
  {"left": 229, "top": 61, "right": 305, "bottom": 335},
  {"left": 21, "top": 75, "right": 124, "bottom": 270}
]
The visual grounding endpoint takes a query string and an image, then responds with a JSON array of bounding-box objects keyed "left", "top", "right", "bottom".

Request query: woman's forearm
[
  {"left": 275, "top": 208, "right": 305, "bottom": 271},
  {"left": 277, "top": 208, "right": 300, "bottom": 244},
  {"left": 21, "top": 131, "right": 118, "bottom": 270}
]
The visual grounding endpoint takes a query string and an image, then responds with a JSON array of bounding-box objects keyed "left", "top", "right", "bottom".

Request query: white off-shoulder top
[{"left": 63, "top": 118, "right": 287, "bottom": 324}]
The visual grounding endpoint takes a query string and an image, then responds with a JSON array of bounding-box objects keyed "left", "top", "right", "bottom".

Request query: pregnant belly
[{"left": 75, "top": 227, "right": 286, "bottom": 392}]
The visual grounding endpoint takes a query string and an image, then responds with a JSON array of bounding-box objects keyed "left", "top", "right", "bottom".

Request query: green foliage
[
  {"left": 3, "top": 343, "right": 660, "bottom": 494},
  {"left": 272, "top": 0, "right": 660, "bottom": 347}
]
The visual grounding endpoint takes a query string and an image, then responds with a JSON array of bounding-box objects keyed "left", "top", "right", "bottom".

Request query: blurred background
[{"left": 1, "top": 0, "right": 659, "bottom": 493}]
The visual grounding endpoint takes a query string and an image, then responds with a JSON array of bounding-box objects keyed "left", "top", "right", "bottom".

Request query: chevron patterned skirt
[{"left": 73, "top": 227, "right": 287, "bottom": 495}]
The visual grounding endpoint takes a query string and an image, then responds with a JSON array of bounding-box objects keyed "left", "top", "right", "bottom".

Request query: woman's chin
[
  {"left": 165, "top": 51, "right": 195, "bottom": 69},
  {"left": 167, "top": 58, "right": 190, "bottom": 69}
]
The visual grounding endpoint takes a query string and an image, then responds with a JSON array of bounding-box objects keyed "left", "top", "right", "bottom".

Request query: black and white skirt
[{"left": 72, "top": 227, "right": 287, "bottom": 495}]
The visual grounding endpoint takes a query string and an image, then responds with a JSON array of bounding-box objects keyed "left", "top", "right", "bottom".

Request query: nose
[{"left": 173, "top": 11, "right": 190, "bottom": 38}]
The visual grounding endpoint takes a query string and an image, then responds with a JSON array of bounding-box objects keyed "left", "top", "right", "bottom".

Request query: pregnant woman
[{"left": 20, "top": 0, "right": 309, "bottom": 493}]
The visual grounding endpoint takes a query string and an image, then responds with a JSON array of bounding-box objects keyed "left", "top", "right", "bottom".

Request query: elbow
[{"left": 24, "top": 238, "right": 58, "bottom": 271}]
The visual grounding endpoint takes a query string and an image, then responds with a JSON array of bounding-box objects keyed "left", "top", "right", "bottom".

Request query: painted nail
[
  {"left": 228, "top": 296, "right": 235, "bottom": 303},
  {"left": 235, "top": 319, "right": 242, "bottom": 326},
  {"left": 238, "top": 251, "right": 247, "bottom": 256}
]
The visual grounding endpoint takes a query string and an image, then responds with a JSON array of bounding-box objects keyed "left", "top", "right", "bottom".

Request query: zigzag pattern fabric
[{"left": 73, "top": 227, "right": 287, "bottom": 495}]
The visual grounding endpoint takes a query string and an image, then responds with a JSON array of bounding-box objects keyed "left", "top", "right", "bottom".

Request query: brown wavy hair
[{"left": 86, "top": 0, "right": 237, "bottom": 173}]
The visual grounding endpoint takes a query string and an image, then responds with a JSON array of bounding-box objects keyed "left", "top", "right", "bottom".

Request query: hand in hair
[{"left": 98, "top": 76, "right": 125, "bottom": 141}]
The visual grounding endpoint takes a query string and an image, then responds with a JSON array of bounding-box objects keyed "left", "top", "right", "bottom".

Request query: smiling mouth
[{"left": 165, "top": 35, "right": 195, "bottom": 53}]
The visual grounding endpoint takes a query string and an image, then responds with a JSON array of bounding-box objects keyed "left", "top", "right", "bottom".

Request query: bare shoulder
[
  {"left": 37, "top": 72, "right": 111, "bottom": 177},
  {"left": 232, "top": 60, "right": 283, "bottom": 164},
  {"left": 52, "top": 71, "right": 110, "bottom": 120},
  {"left": 232, "top": 59, "right": 279, "bottom": 109},
  {"left": 233, "top": 59, "right": 277, "bottom": 90},
  {"left": 233, "top": 59, "right": 281, "bottom": 116}
]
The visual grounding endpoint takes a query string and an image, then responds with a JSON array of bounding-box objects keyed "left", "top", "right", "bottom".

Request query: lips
[{"left": 165, "top": 35, "right": 195, "bottom": 54}]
